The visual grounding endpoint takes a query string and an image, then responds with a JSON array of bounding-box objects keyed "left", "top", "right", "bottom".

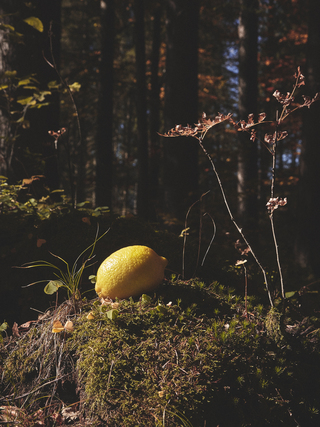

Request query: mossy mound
[{"left": 1, "top": 279, "right": 320, "bottom": 426}]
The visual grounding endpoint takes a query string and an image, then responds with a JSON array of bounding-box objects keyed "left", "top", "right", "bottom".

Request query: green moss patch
[{"left": 1, "top": 280, "right": 320, "bottom": 426}]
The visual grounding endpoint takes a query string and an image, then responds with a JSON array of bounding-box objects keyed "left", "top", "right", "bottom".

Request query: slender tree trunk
[
  {"left": 40, "top": 0, "right": 61, "bottom": 192},
  {"left": 149, "top": 4, "right": 162, "bottom": 220},
  {"left": 237, "top": 0, "right": 259, "bottom": 234},
  {"left": 259, "top": 0, "right": 276, "bottom": 202},
  {"left": 295, "top": 0, "right": 320, "bottom": 276},
  {"left": 0, "top": 4, "right": 13, "bottom": 178},
  {"left": 163, "top": 0, "right": 199, "bottom": 221},
  {"left": 133, "top": 0, "right": 149, "bottom": 219},
  {"left": 96, "top": 0, "right": 115, "bottom": 209}
]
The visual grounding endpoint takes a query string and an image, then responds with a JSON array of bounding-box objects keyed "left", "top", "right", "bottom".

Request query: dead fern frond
[{"left": 160, "top": 112, "right": 232, "bottom": 140}]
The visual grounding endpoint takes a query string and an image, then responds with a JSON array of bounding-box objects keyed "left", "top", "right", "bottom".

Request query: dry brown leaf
[
  {"left": 37, "top": 238, "right": 47, "bottom": 248},
  {"left": 64, "top": 320, "right": 74, "bottom": 332},
  {"left": 12, "top": 322, "right": 20, "bottom": 338},
  {"left": 52, "top": 320, "right": 64, "bottom": 333},
  {"left": 82, "top": 217, "right": 91, "bottom": 225}
]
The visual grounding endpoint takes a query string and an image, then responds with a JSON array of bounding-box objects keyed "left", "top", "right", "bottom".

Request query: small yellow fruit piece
[{"left": 95, "top": 245, "right": 168, "bottom": 300}]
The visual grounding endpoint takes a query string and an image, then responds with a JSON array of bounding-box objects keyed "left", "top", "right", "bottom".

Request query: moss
[{"left": 1, "top": 279, "right": 320, "bottom": 426}]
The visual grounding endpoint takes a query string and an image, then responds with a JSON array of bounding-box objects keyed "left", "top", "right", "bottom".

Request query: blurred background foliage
[{"left": 1, "top": 0, "right": 320, "bottom": 322}]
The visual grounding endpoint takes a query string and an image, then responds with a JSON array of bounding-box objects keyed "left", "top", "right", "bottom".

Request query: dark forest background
[{"left": 1, "top": 0, "right": 320, "bottom": 280}]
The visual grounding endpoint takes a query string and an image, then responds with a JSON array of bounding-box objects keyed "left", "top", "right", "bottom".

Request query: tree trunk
[
  {"left": 237, "top": 0, "right": 259, "bottom": 234},
  {"left": 163, "top": 0, "right": 199, "bottom": 221},
  {"left": 295, "top": 0, "right": 320, "bottom": 276},
  {"left": 95, "top": 0, "right": 115, "bottom": 209},
  {"left": 40, "top": 0, "right": 62, "bottom": 193},
  {"left": 133, "top": 0, "right": 149, "bottom": 219},
  {"left": 149, "top": 3, "right": 162, "bottom": 220},
  {"left": 0, "top": 4, "right": 13, "bottom": 178}
]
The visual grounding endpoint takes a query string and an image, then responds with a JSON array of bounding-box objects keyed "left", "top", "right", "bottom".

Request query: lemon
[{"left": 95, "top": 245, "right": 168, "bottom": 299}]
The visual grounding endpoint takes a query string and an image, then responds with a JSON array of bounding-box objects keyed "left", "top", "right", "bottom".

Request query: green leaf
[
  {"left": 0, "top": 85, "right": 9, "bottom": 90},
  {"left": 0, "top": 23, "right": 15, "bottom": 32},
  {"left": 51, "top": 189, "right": 65, "bottom": 193},
  {"left": 156, "top": 304, "right": 167, "bottom": 314},
  {"left": 17, "top": 78, "right": 32, "bottom": 87},
  {"left": 24, "top": 17, "right": 44, "bottom": 32},
  {"left": 44, "top": 280, "right": 63, "bottom": 295},
  {"left": 0, "top": 321, "right": 9, "bottom": 333},
  {"left": 76, "top": 201, "right": 89, "bottom": 207},
  {"left": 17, "top": 96, "right": 36, "bottom": 106},
  {"left": 107, "top": 309, "right": 119, "bottom": 321},
  {"left": 141, "top": 294, "right": 152, "bottom": 303},
  {"left": 31, "top": 102, "right": 50, "bottom": 109},
  {"left": 68, "top": 82, "right": 81, "bottom": 92},
  {"left": 47, "top": 80, "right": 60, "bottom": 89},
  {"left": 5, "top": 70, "right": 17, "bottom": 78},
  {"left": 285, "top": 291, "right": 297, "bottom": 299},
  {"left": 22, "top": 83, "right": 39, "bottom": 89},
  {"left": 35, "top": 91, "right": 51, "bottom": 101},
  {"left": 89, "top": 275, "right": 97, "bottom": 284}
]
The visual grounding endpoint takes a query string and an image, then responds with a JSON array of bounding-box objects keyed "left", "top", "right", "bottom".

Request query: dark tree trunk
[
  {"left": 163, "top": 0, "right": 199, "bottom": 221},
  {"left": 0, "top": 3, "right": 14, "bottom": 178},
  {"left": 237, "top": 0, "right": 259, "bottom": 234},
  {"left": 295, "top": 0, "right": 320, "bottom": 276},
  {"left": 133, "top": 0, "right": 149, "bottom": 219},
  {"left": 149, "top": 3, "right": 162, "bottom": 220},
  {"left": 95, "top": 0, "right": 115, "bottom": 209},
  {"left": 39, "top": 0, "right": 62, "bottom": 192}
]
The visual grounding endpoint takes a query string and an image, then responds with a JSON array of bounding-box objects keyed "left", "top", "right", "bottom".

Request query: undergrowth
[{"left": 1, "top": 279, "right": 320, "bottom": 426}]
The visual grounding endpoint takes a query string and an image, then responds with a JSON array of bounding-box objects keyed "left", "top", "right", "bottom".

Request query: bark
[
  {"left": 295, "top": 0, "right": 320, "bottom": 276},
  {"left": 40, "top": 0, "right": 62, "bottom": 192},
  {"left": 0, "top": 4, "right": 13, "bottom": 178},
  {"left": 95, "top": 0, "right": 115, "bottom": 209},
  {"left": 163, "top": 0, "right": 199, "bottom": 221},
  {"left": 133, "top": 0, "right": 149, "bottom": 219},
  {"left": 149, "top": 3, "right": 162, "bottom": 219},
  {"left": 237, "top": 0, "right": 259, "bottom": 233}
]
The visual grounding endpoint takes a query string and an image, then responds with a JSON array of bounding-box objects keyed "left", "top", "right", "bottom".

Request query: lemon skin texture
[{"left": 95, "top": 245, "right": 168, "bottom": 299}]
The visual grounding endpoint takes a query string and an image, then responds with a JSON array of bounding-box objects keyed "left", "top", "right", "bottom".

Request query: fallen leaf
[
  {"left": 12, "top": 322, "right": 20, "bottom": 338},
  {"left": 52, "top": 320, "right": 64, "bottom": 333},
  {"left": 19, "top": 320, "right": 38, "bottom": 331},
  {"left": 37, "top": 238, "right": 46, "bottom": 248},
  {"left": 0, "top": 406, "right": 26, "bottom": 422},
  {"left": 111, "top": 302, "right": 119, "bottom": 309},
  {"left": 50, "top": 412, "right": 63, "bottom": 425},
  {"left": 64, "top": 320, "right": 74, "bottom": 332},
  {"left": 87, "top": 312, "right": 95, "bottom": 320},
  {"left": 82, "top": 217, "right": 91, "bottom": 225},
  {"left": 61, "top": 407, "right": 80, "bottom": 423}
]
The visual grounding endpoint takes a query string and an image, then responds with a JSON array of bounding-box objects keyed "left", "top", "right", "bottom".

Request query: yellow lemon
[{"left": 95, "top": 245, "right": 168, "bottom": 300}]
